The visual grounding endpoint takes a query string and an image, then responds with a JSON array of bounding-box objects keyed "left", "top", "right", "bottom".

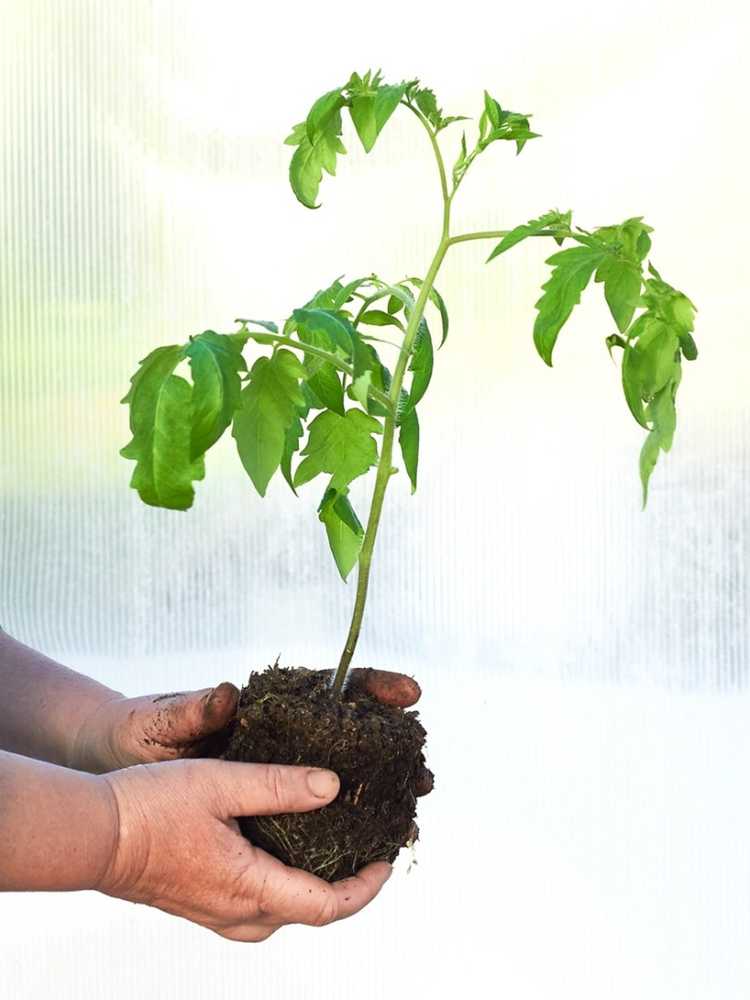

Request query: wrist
[{"left": 0, "top": 751, "right": 121, "bottom": 892}]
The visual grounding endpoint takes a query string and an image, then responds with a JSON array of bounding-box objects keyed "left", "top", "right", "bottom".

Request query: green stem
[
  {"left": 331, "top": 116, "right": 452, "bottom": 697},
  {"left": 448, "top": 228, "right": 574, "bottom": 246}
]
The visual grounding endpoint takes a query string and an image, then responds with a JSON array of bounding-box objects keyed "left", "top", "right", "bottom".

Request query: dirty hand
[
  {"left": 99, "top": 758, "right": 391, "bottom": 941},
  {"left": 70, "top": 668, "right": 431, "bottom": 786}
]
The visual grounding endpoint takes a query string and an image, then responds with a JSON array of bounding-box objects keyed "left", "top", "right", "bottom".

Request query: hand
[
  {"left": 70, "top": 668, "right": 433, "bottom": 790},
  {"left": 98, "top": 758, "right": 391, "bottom": 941}
]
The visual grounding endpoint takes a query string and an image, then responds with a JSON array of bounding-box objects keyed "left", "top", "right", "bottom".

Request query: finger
[
  {"left": 329, "top": 862, "right": 393, "bottom": 922},
  {"left": 210, "top": 761, "right": 340, "bottom": 819},
  {"left": 201, "top": 682, "right": 240, "bottom": 732},
  {"left": 347, "top": 668, "right": 421, "bottom": 708},
  {"left": 143, "top": 682, "right": 239, "bottom": 750},
  {"left": 252, "top": 855, "right": 392, "bottom": 927}
]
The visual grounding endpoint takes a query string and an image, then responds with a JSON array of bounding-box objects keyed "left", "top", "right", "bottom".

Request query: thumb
[
  {"left": 208, "top": 760, "right": 340, "bottom": 819},
  {"left": 145, "top": 682, "right": 239, "bottom": 747}
]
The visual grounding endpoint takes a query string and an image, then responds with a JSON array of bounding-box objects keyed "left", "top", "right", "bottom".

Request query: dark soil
[{"left": 218, "top": 665, "right": 428, "bottom": 882}]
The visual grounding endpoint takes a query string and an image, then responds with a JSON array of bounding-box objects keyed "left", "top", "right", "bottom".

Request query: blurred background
[{"left": 1, "top": 0, "right": 749, "bottom": 996}]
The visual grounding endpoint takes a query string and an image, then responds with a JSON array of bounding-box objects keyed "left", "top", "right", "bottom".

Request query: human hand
[
  {"left": 71, "top": 668, "right": 432, "bottom": 793},
  {"left": 98, "top": 758, "right": 391, "bottom": 941}
]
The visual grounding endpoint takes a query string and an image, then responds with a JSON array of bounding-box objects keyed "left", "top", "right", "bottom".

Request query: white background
[{"left": 1, "top": 0, "right": 750, "bottom": 996}]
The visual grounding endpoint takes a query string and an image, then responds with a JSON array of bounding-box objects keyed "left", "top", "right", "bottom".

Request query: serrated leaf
[
  {"left": 294, "top": 408, "right": 382, "bottom": 491},
  {"left": 120, "top": 345, "right": 205, "bottom": 511},
  {"left": 287, "top": 90, "right": 347, "bottom": 208},
  {"left": 231, "top": 349, "right": 306, "bottom": 496},
  {"left": 185, "top": 331, "right": 246, "bottom": 459},
  {"left": 405, "top": 277, "right": 449, "bottom": 347},
  {"left": 533, "top": 245, "right": 606, "bottom": 365},
  {"left": 413, "top": 87, "right": 440, "bottom": 125},
  {"left": 486, "top": 210, "right": 572, "bottom": 262},
  {"left": 398, "top": 407, "right": 419, "bottom": 493}
]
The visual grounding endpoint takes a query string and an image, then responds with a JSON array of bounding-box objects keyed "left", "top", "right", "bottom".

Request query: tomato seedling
[{"left": 121, "top": 70, "right": 698, "bottom": 698}]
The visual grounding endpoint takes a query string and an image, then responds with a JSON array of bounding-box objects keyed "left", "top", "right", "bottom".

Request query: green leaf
[
  {"left": 280, "top": 398, "right": 309, "bottom": 495},
  {"left": 486, "top": 209, "right": 572, "bottom": 262},
  {"left": 185, "top": 331, "right": 246, "bottom": 459},
  {"left": 332, "top": 275, "right": 372, "bottom": 310},
  {"left": 594, "top": 255, "right": 642, "bottom": 333},
  {"left": 480, "top": 93, "right": 540, "bottom": 153},
  {"left": 306, "top": 88, "right": 345, "bottom": 140},
  {"left": 349, "top": 339, "right": 390, "bottom": 416},
  {"left": 292, "top": 310, "right": 348, "bottom": 415},
  {"left": 348, "top": 369, "right": 372, "bottom": 408},
  {"left": 231, "top": 349, "right": 306, "bottom": 496},
  {"left": 358, "top": 309, "right": 404, "bottom": 331},
  {"left": 403, "top": 81, "right": 466, "bottom": 133},
  {"left": 640, "top": 371, "right": 681, "bottom": 507},
  {"left": 614, "top": 263, "right": 695, "bottom": 502},
  {"left": 120, "top": 345, "right": 205, "bottom": 511},
  {"left": 624, "top": 318, "right": 680, "bottom": 399},
  {"left": 294, "top": 408, "right": 382, "bottom": 491},
  {"left": 304, "top": 362, "right": 345, "bottom": 416},
  {"left": 347, "top": 72, "right": 406, "bottom": 153},
  {"left": 234, "top": 318, "right": 278, "bottom": 335},
  {"left": 318, "top": 484, "right": 364, "bottom": 580},
  {"left": 405, "top": 319, "right": 434, "bottom": 411},
  {"left": 362, "top": 279, "right": 416, "bottom": 318},
  {"left": 293, "top": 308, "right": 354, "bottom": 355},
  {"left": 484, "top": 91, "right": 501, "bottom": 128},
  {"left": 398, "top": 407, "right": 419, "bottom": 493},
  {"left": 533, "top": 245, "right": 606, "bottom": 365},
  {"left": 405, "top": 277, "right": 450, "bottom": 347},
  {"left": 594, "top": 217, "right": 653, "bottom": 262},
  {"left": 286, "top": 89, "right": 347, "bottom": 209}
]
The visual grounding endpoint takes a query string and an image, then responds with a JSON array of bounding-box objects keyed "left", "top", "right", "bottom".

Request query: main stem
[{"left": 331, "top": 115, "right": 452, "bottom": 697}]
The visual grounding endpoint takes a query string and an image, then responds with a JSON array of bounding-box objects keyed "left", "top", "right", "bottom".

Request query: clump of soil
[{"left": 220, "top": 665, "right": 428, "bottom": 882}]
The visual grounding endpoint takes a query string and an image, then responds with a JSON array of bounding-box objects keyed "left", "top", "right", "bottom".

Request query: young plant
[{"left": 121, "top": 70, "right": 698, "bottom": 701}]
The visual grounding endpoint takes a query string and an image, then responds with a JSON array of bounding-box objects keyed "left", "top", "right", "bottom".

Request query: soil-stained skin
[{"left": 220, "top": 666, "right": 429, "bottom": 882}]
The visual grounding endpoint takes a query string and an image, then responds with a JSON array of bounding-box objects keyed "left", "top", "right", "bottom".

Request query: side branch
[{"left": 448, "top": 228, "right": 574, "bottom": 246}]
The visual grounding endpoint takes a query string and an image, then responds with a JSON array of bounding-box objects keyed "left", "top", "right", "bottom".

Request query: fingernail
[{"left": 306, "top": 768, "right": 339, "bottom": 799}]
